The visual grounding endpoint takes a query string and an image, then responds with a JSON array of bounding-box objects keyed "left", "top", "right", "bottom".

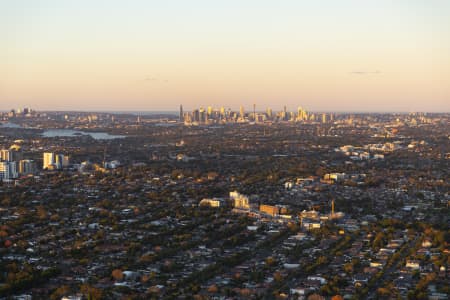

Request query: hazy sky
[{"left": 1, "top": 0, "right": 449, "bottom": 112}]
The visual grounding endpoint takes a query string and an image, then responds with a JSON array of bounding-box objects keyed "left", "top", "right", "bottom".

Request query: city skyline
[
  {"left": 4, "top": 104, "right": 450, "bottom": 115},
  {"left": 2, "top": 1, "right": 450, "bottom": 112}
]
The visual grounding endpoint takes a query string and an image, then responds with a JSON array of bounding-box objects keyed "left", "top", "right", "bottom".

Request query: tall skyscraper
[
  {"left": 0, "top": 161, "right": 18, "bottom": 181},
  {"left": 0, "top": 149, "right": 20, "bottom": 161},
  {"left": 296, "top": 106, "right": 308, "bottom": 122},
  {"left": 193, "top": 109, "right": 200, "bottom": 122},
  {"left": 282, "top": 105, "right": 288, "bottom": 121},
  {"left": 179, "top": 104, "right": 183, "bottom": 122},
  {"left": 19, "top": 160, "right": 36, "bottom": 175},
  {"left": 43, "top": 152, "right": 55, "bottom": 170},
  {"left": 199, "top": 107, "right": 206, "bottom": 123},
  {"left": 0, "top": 149, "right": 12, "bottom": 161},
  {"left": 43, "top": 153, "right": 69, "bottom": 170},
  {"left": 55, "top": 155, "right": 63, "bottom": 169},
  {"left": 297, "top": 107, "right": 302, "bottom": 120}
]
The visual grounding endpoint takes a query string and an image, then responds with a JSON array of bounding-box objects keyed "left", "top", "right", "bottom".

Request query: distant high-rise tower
[
  {"left": 0, "top": 161, "right": 18, "bottom": 180},
  {"left": 19, "top": 160, "right": 36, "bottom": 175},
  {"left": 266, "top": 107, "right": 272, "bottom": 119},
  {"left": 43, "top": 152, "right": 69, "bottom": 170},
  {"left": 179, "top": 105, "right": 183, "bottom": 121},
  {"left": 240, "top": 106, "right": 244, "bottom": 119},
  {"left": 0, "top": 149, "right": 13, "bottom": 161},
  {"left": 199, "top": 107, "right": 206, "bottom": 123},
  {"left": 297, "top": 106, "right": 308, "bottom": 122},
  {"left": 43, "top": 152, "right": 55, "bottom": 170},
  {"left": 253, "top": 104, "right": 256, "bottom": 121}
]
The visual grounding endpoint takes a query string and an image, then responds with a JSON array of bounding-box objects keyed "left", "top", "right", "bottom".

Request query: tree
[
  {"left": 377, "top": 287, "right": 391, "bottom": 297},
  {"left": 372, "top": 231, "right": 386, "bottom": 250},
  {"left": 265, "top": 256, "right": 276, "bottom": 266},
  {"left": 343, "top": 263, "right": 353, "bottom": 274},
  {"left": 207, "top": 284, "right": 218, "bottom": 293},
  {"left": 308, "top": 294, "right": 325, "bottom": 300},
  {"left": 316, "top": 256, "right": 327, "bottom": 265},
  {"left": 36, "top": 206, "right": 48, "bottom": 220},
  {"left": 50, "top": 285, "right": 70, "bottom": 300},
  {"left": 111, "top": 269, "right": 123, "bottom": 281},
  {"left": 273, "top": 271, "right": 283, "bottom": 282},
  {"left": 80, "top": 284, "right": 103, "bottom": 300}
]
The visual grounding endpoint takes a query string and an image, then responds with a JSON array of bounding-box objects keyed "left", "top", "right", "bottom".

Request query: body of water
[
  {"left": 0, "top": 122, "right": 22, "bottom": 128},
  {"left": 42, "top": 129, "right": 125, "bottom": 140},
  {"left": 1, "top": 122, "right": 124, "bottom": 139}
]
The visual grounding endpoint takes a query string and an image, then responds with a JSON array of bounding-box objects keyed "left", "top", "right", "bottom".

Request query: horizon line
[{"left": 1, "top": 108, "right": 449, "bottom": 114}]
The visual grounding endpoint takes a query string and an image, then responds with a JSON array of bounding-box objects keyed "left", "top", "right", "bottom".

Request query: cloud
[
  {"left": 350, "top": 70, "right": 381, "bottom": 75},
  {"left": 144, "top": 76, "right": 168, "bottom": 83}
]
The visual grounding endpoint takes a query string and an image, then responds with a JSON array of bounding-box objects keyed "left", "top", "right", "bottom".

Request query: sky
[{"left": 1, "top": 0, "right": 449, "bottom": 112}]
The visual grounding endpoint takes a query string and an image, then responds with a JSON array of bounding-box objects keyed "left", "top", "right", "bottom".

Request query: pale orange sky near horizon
[{"left": 1, "top": 0, "right": 449, "bottom": 112}]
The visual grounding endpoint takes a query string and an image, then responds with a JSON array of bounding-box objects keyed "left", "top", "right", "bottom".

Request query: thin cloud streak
[{"left": 350, "top": 71, "right": 381, "bottom": 75}]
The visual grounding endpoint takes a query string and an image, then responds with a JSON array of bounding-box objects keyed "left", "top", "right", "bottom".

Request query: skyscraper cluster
[
  {"left": 0, "top": 147, "right": 36, "bottom": 182},
  {"left": 180, "top": 105, "right": 334, "bottom": 125},
  {"left": 43, "top": 152, "right": 70, "bottom": 170}
]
